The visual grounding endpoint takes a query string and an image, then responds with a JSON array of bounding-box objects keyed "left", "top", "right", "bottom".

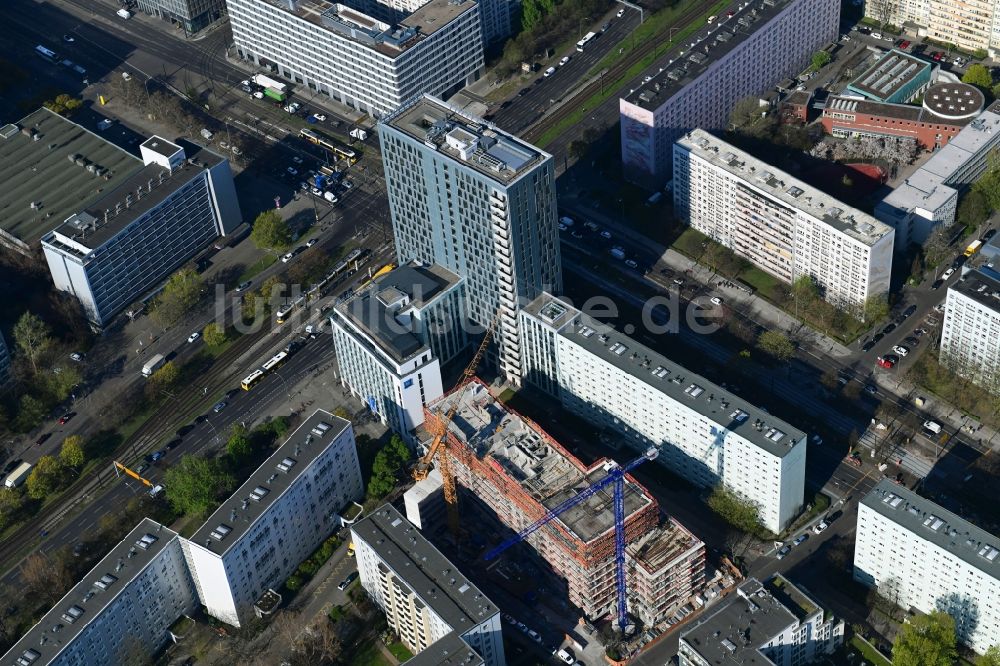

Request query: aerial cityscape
[{"left": 1, "top": 0, "right": 1000, "bottom": 664}]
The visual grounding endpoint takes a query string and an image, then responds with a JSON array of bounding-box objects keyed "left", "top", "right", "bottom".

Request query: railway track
[{"left": 523, "top": 0, "right": 715, "bottom": 145}]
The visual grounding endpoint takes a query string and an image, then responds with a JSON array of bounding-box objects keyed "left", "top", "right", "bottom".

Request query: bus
[
  {"left": 241, "top": 369, "right": 265, "bottom": 391},
  {"left": 964, "top": 239, "right": 983, "bottom": 257},
  {"left": 35, "top": 45, "right": 59, "bottom": 62},
  {"left": 261, "top": 351, "right": 288, "bottom": 373},
  {"left": 576, "top": 32, "right": 597, "bottom": 52}
]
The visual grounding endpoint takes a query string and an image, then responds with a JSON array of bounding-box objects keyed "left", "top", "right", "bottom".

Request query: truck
[
  {"left": 251, "top": 74, "right": 288, "bottom": 101},
  {"left": 610, "top": 247, "right": 626, "bottom": 260},
  {"left": 142, "top": 354, "right": 166, "bottom": 378},
  {"left": 964, "top": 239, "right": 983, "bottom": 257},
  {"left": 4, "top": 462, "right": 33, "bottom": 488},
  {"left": 116, "top": 8, "right": 132, "bottom": 19}
]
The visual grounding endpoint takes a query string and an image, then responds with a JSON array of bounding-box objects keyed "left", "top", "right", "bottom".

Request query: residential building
[
  {"left": 41, "top": 135, "right": 241, "bottom": 328},
  {"left": 0, "top": 519, "right": 198, "bottom": 666},
  {"left": 678, "top": 576, "right": 844, "bottom": 666},
  {"left": 939, "top": 268, "right": 1000, "bottom": 394},
  {"left": 519, "top": 293, "right": 807, "bottom": 534},
  {"left": 619, "top": 0, "right": 839, "bottom": 186},
  {"left": 0, "top": 331, "right": 11, "bottom": 388},
  {"left": 673, "top": 129, "right": 894, "bottom": 311},
  {"left": 380, "top": 95, "right": 562, "bottom": 382},
  {"left": 181, "top": 410, "right": 364, "bottom": 627},
  {"left": 845, "top": 49, "right": 935, "bottom": 104},
  {"left": 822, "top": 84, "right": 983, "bottom": 150},
  {"left": 352, "top": 504, "right": 504, "bottom": 666},
  {"left": 864, "top": 0, "right": 1000, "bottom": 57},
  {"left": 228, "top": 0, "right": 484, "bottom": 119},
  {"left": 876, "top": 101, "right": 1000, "bottom": 248},
  {"left": 332, "top": 262, "right": 467, "bottom": 436},
  {"left": 425, "top": 380, "right": 706, "bottom": 627},
  {"left": 854, "top": 480, "right": 1000, "bottom": 654},
  {"left": 134, "top": 0, "right": 227, "bottom": 33}
]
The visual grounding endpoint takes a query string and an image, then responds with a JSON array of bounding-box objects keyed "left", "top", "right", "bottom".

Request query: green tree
[
  {"left": 202, "top": 322, "right": 227, "bottom": 347},
  {"left": 978, "top": 645, "right": 1000, "bottom": 666},
  {"left": 366, "top": 449, "right": 398, "bottom": 500},
  {"left": 707, "top": 486, "right": 764, "bottom": 535},
  {"left": 863, "top": 295, "right": 890, "bottom": 323},
  {"left": 892, "top": 611, "right": 956, "bottom": 666},
  {"left": 26, "top": 455, "right": 66, "bottom": 500},
  {"left": 163, "top": 455, "right": 235, "bottom": 517},
  {"left": 0, "top": 487, "right": 23, "bottom": 529},
  {"left": 44, "top": 363, "right": 83, "bottom": 403},
  {"left": 150, "top": 268, "right": 202, "bottom": 327},
  {"left": 59, "top": 435, "right": 85, "bottom": 469},
  {"left": 810, "top": 50, "right": 831, "bottom": 72},
  {"left": 521, "top": 0, "right": 543, "bottom": 31},
  {"left": 756, "top": 330, "right": 795, "bottom": 362},
  {"left": 43, "top": 94, "right": 83, "bottom": 116},
  {"left": 974, "top": 167, "right": 1000, "bottom": 211},
  {"left": 958, "top": 189, "right": 990, "bottom": 228},
  {"left": 226, "top": 425, "right": 251, "bottom": 461},
  {"left": 569, "top": 140, "right": 589, "bottom": 160},
  {"left": 250, "top": 209, "right": 291, "bottom": 252},
  {"left": 334, "top": 406, "right": 352, "bottom": 420},
  {"left": 14, "top": 394, "right": 48, "bottom": 432},
  {"left": 147, "top": 361, "right": 180, "bottom": 393},
  {"left": 13, "top": 311, "right": 53, "bottom": 375},
  {"left": 962, "top": 63, "right": 994, "bottom": 90}
]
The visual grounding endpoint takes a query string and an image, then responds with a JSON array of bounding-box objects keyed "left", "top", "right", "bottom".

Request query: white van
[
  {"left": 116, "top": 9, "right": 132, "bottom": 19},
  {"left": 923, "top": 420, "right": 942, "bottom": 435},
  {"left": 543, "top": 66, "right": 556, "bottom": 77}
]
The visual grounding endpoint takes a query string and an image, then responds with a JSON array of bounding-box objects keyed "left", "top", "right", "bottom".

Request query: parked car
[
  {"left": 69, "top": 352, "right": 84, "bottom": 362},
  {"left": 983, "top": 228, "right": 997, "bottom": 241},
  {"left": 793, "top": 534, "right": 809, "bottom": 546},
  {"left": 864, "top": 384, "right": 878, "bottom": 396},
  {"left": 882, "top": 322, "right": 896, "bottom": 335},
  {"left": 903, "top": 304, "right": 917, "bottom": 317},
  {"left": 236, "top": 281, "right": 252, "bottom": 292},
  {"left": 861, "top": 340, "right": 876, "bottom": 352},
  {"left": 148, "top": 450, "right": 167, "bottom": 462},
  {"left": 212, "top": 401, "right": 227, "bottom": 413},
  {"left": 600, "top": 230, "right": 612, "bottom": 239},
  {"left": 557, "top": 650, "right": 574, "bottom": 665},
  {"left": 776, "top": 545, "right": 792, "bottom": 559},
  {"left": 543, "top": 66, "right": 556, "bottom": 77},
  {"left": 871, "top": 332, "right": 885, "bottom": 344},
  {"left": 187, "top": 331, "right": 200, "bottom": 343},
  {"left": 931, "top": 278, "right": 944, "bottom": 290},
  {"left": 899, "top": 40, "right": 910, "bottom": 49},
  {"left": 36, "top": 433, "right": 52, "bottom": 446},
  {"left": 942, "top": 267, "right": 955, "bottom": 280},
  {"left": 337, "top": 572, "right": 357, "bottom": 591},
  {"left": 313, "top": 113, "right": 327, "bottom": 121},
  {"left": 281, "top": 252, "right": 294, "bottom": 263},
  {"left": 625, "top": 259, "right": 638, "bottom": 269},
  {"left": 710, "top": 296, "right": 724, "bottom": 305},
  {"left": 306, "top": 238, "right": 318, "bottom": 247},
  {"left": 559, "top": 56, "right": 571, "bottom": 66},
  {"left": 813, "top": 520, "right": 829, "bottom": 534},
  {"left": 877, "top": 355, "right": 898, "bottom": 369},
  {"left": 904, "top": 336, "right": 920, "bottom": 347},
  {"left": 58, "top": 412, "right": 75, "bottom": 425}
]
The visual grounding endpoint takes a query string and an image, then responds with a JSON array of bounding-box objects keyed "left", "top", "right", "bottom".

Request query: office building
[
  {"left": 876, "top": 101, "right": 1000, "bottom": 248},
  {"left": 519, "top": 293, "right": 807, "bottom": 534},
  {"left": 678, "top": 576, "right": 844, "bottom": 666},
  {"left": 134, "top": 0, "right": 227, "bottom": 33},
  {"left": 939, "top": 268, "right": 1000, "bottom": 394},
  {"left": 380, "top": 95, "right": 562, "bottom": 382},
  {"left": 845, "top": 49, "right": 935, "bottom": 104},
  {"left": 332, "top": 262, "right": 468, "bottom": 436},
  {"left": 619, "top": 0, "right": 838, "bottom": 186},
  {"left": 0, "top": 519, "right": 198, "bottom": 666},
  {"left": 854, "top": 480, "right": 1000, "bottom": 654},
  {"left": 228, "top": 0, "right": 484, "bottom": 119},
  {"left": 352, "top": 505, "right": 504, "bottom": 666},
  {"left": 821, "top": 84, "right": 984, "bottom": 150},
  {"left": 41, "top": 135, "right": 241, "bottom": 328},
  {"left": 864, "top": 0, "right": 1000, "bottom": 57},
  {"left": 426, "top": 380, "right": 706, "bottom": 627},
  {"left": 181, "top": 410, "right": 364, "bottom": 627},
  {"left": 673, "top": 130, "right": 894, "bottom": 311}
]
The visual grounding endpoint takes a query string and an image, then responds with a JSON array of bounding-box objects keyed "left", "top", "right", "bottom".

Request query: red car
[
  {"left": 58, "top": 412, "right": 75, "bottom": 425},
  {"left": 876, "top": 355, "right": 898, "bottom": 369},
  {"left": 933, "top": 52, "right": 943, "bottom": 61},
  {"left": 899, "top": 40, "right": 910, "bottom": 49}
]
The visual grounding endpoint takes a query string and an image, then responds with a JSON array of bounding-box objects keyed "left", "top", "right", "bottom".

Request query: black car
[
  {"left": 861, "top": 340, "right": 876, "bottom": 352},
  {"left": 882, "top": 322, "right": 896, "bottom": 335},
  {"left": 952, "top": 255, "right": 966, "bottom": 268},
  {"left": 904, "top": 336, "right": 920, "bottom": 347},
  {"left": 872, "top": 332, "right": 885, "bottom": 344},
  {"left": 903, "top": 305, "right": 917, "bottom": 317},
  {"left": 2, "top": 459, "right": 22, "bottom": 475},
  {"left": 984, "top": 229, "right": 997, "bottom": 241},
  {"left": 931, "top": 279, "right": 944, "bottom": 290}
]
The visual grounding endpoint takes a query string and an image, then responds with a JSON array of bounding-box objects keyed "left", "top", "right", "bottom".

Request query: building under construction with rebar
[{"left": 423, "top": 380, "right": 705, "bottom": 627}]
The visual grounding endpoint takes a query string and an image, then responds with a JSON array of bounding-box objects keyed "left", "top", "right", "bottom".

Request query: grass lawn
[
  {"left": 850, "top": 635, "right": 891, "bottom": 666},
  {"left": 496, "top": 387, "right": 516, "bottom": 403},
  {"left": 387, "top": 641, "right": 414, "bottom": 662},
  {"left": 349, "top": 642, "right": 393, "bottom": 666},
  {"left": 238, "top": 253, "right": 277, "bottom": 283}
]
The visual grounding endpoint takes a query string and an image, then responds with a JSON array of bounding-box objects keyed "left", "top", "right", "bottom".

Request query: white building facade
[
  {"left": 353, "top": 505, "right": 505, "bottom": 666},
  {"left": 854, "top": 480, "right": 1000, "bottom": 654},
  {"left": 864, "top": 0, "right": 1000, "bottom": 57},
  {"left": 181, "top": 411, "right": 364, "bottom": 627},
  {"left": 331, "top": 262, "right": 466, "bottom": 436},
  {"left": 940, "top": 268, "right": 1000, "bottom": 394},
  {"left": 673, "top": 130, "right": 894, "bottom": 311},
  {"left": 380, "top": 95, "right": 562, "bottom": 382},
  {"left": 619, "top": 0, "right": 839, "bottom": 186},
  {"left": 41, "top": 137, "right": 241, "bottom": 328},
  {"left": 519, "top": 294, "right": 807, "bottom": 534},
  {"left": 228, "top": 0, "right": 484, "bottom": 119}
]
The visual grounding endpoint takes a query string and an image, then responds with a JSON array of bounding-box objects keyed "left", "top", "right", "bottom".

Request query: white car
[
  {"left": 625, "top": 259, "right": 638, "bottom": 269},
  {"left": 306, "top": 238, "right": 318, "bottom": 247},
  {"left": 643, "top": 75, "right": 653, "bottom": 83},
  {"left": 599, "top": 230, "right": 612, "bottom": 239},
  {"left": 813, "top": 520, "right": 829, "bottom": 534},
  {"left": 557, "top": 650, "right": 574, "bottom": 665},
  {"left": 287, "top": 166, "right": 298, "bottom": 175},
  {"left": 291, "top": 155, "right": 303, "bottom": 164},
  {"left": 69, "top": 352, "right": 84, "bottom": 362},
  {"left": 281, "top": 252, "right": 294, "bottom": 263},
  {"left": 187, "top": 331, "right": 200, "bottom": 343},
  {"left": 942, "top": 267, "right": 955, "bottom": 280},
  {"left": 710, "top": 296, "right": 724, "bottom": 305},
  {"left": 121, "top": 71, "right": 132, "bottom": 81},
  {"left": 544, "top": 66, "right": 556, "bottom": 77},
  {"left": 892, "top": 345, "right": 910, "bottom": 357},
  {"left": 313, "top": 113, "right": 327, "bottom": 121},
  {"left": 871, "top": 32, "right": 882, "bottom": 39},
  {"left": 253, "top": 91, "right": 264, "bottom": 99},
  {"left": 559, "top": 56, "right": 571, "bottom": 66},
  {"left": 617, "top": 7, "right": 625, "bottom": 17}
]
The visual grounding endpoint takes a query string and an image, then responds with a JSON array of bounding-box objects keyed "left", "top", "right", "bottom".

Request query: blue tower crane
[{"left": 483, "top": 447, "right": 659, "bottom": 632}]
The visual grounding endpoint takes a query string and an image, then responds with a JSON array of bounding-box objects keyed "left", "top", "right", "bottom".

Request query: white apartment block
[
  {"left": 181, "top": 410, "right": 363, "bottom": 627},
  {"left": 519, "top": 294, "right": 807, "bottom": 534},
  {"left": 940, "top": 268, "right": 1000, "bottom": 394},
  {"left": 865, "top": 0, "right": 1000, "bottom": 56},
  {"left": 619, "top": 0, "right": 839, "bottom": 186},
  {"left": 380, "top": 95, "right": 562, "bottom": 382},
  {"left": 854, "top": 480, "right": 1000, "bottom": 654},
  {"left": 876, "top": 101, "right": 1000, "bottom": 248},
  {"left": 679, "top": 576, "right": 844, "bottom": 666},
  {"left": 332, "top": 262, "right": 467, "bottom": 437},
  {"left": 353, "top": 505, "right": 505, "bottom": 666},
  {"left": 1, "top": 519, "right": 198, "bottom": 666},
  {"left": 673, "top": 129, "right": 894, "bottom": 311},
  {"left": 228, "top": 0, "right": 484, "bottom": 119}
]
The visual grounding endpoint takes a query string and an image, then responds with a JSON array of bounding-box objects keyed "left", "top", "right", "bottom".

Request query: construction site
[{"left": 416, "top": 378, "right": 706, "bottom": 630}]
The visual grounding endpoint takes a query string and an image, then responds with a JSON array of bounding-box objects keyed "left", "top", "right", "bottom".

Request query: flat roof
[
  {"left": 861, "top": 479, "right": 1000, "bottom": 581},
  {"left": 677, "top": 130, "right": 893, "bottom": 246},
  {"left": 403, "top": 632, "right": 483, "bottom": 666},
  {"left": 432, "top": 381, "right": 654, "bottom": 544},
  {"left": 825, "top": 95, "right": 970, "bottom": 127},
  {"left": 622, "top": 0, "right": 796, "bottom": 110},
  {"left": 335, "top": 262, "right": 461, "bottom": 363},
  {"left": 950, "top": 268, "right": 1000, "bottom": 313},
  {"left": 0, "top": 108, "right": 143, "bottom": 248},
  {"left": 1, "top": 519, "right": 182, "bottom": 666},
  {"left": 524, "top": 293, "right": 806, "bottom": 457},
  {"left": 353, "top": 504, "right": 498, "bottom": 634},
  {"left": 846, "top": 49, "right": 932, "bottom": 101},
  {"left": 190, "top": 410, "right": 351, "bottom": 553},
  {"left": 679, "top": 577, "right": 802, "bottom": 664},
  {"left": 922, "top": 83, "right": 985, "bottom": 120},
  {"left": 383, "top": 95, "right": 549, "bottom": 186}
]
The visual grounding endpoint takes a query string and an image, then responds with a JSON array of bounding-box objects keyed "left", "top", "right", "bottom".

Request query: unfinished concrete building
[{"left": 424, "top": 380, "right": 705, "bottom": 627}]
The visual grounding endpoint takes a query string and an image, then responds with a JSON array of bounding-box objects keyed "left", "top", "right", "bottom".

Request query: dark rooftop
[
  {"left": 403, "top": 632, "right": 483, "bottom": 666},
  {"left": 0, "top": 108, "right": 143, "bottom": 249},
  {"left": 950, "top": 268, "right": 1000, "bottom": 313},
  {"left": 190, "top": 410, "right": 351, "bottom": 553},
  {"left": 825, "top": 95, "right": 971, "bottom": 127},
  {"left": 846, "top": 49, "right": 932, "bottom": 102}
]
